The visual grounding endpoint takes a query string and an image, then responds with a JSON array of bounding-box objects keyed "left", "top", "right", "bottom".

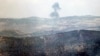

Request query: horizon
[{"left": 0, "top": 15, "right": 100, "bottom": 19}]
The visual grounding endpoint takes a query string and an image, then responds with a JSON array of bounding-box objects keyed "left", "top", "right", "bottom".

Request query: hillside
[
  {"left": 42, "top": 30, "right": 100, "bottom": 56},
  {"left": 0, "top": 30, "right": 100, "bottom": 56}
]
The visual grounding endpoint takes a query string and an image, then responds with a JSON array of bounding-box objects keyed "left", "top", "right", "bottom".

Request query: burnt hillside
[
  {"left": 0, "top": 30, "right": 100, "bottom": 56},
  {"left": 43, "top": 30, "right": 100, "bottom": 56}
]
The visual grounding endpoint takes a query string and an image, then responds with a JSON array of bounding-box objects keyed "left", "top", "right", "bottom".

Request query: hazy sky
[{"left": 0, "top": 0, "right": 100, "bottom": 18}]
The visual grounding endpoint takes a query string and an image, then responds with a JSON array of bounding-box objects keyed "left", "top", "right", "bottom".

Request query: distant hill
[
  {"left": 60, "top": 15, "right": 100, "bottom": 19},
  {"left": 0, "top": 15, "right": 99, "bottom": 35}
]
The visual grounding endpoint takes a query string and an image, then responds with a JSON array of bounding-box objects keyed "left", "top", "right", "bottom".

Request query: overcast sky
[{"left": 0, "top": 0, "right": 100, "bottom": 18}]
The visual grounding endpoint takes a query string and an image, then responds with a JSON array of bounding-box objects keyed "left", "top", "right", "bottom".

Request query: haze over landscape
[
  {"left": 0, "top": 0, "right": 100, "bottom": 56},
  {"left": 0, "top": 0, "right": 99, "bottom": 35}
]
